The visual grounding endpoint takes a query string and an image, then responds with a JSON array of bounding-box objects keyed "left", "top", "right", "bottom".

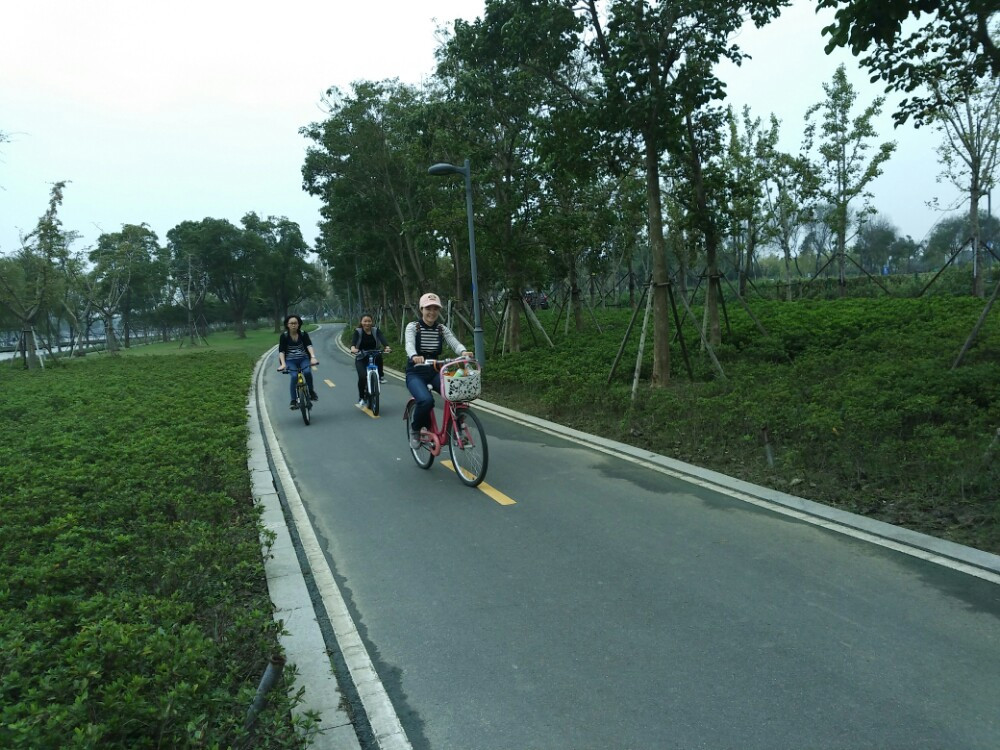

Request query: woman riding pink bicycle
[{"left": 404, "top": 292, "right": 472, "bottom": 447}]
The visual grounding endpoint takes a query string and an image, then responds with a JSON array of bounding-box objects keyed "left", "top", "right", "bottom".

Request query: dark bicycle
[{"left": 356, "top": 348, "right": 383, "bottom": 416}]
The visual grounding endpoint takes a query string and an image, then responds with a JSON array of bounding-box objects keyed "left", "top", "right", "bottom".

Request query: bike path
[{"left": 252, "top": 325, "right": 1000, "bottom": 749}]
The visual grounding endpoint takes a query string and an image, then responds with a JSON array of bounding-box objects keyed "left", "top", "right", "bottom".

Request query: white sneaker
[
  {"left": 357, "top": 399, "right": 365, "bottom": 408},
  {"left": 409, "top": 432, "right": 421, "bottom": 449}
]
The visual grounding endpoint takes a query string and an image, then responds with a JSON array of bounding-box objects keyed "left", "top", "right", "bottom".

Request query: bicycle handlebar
[
  {"left": 413, "top": 356, "right": 478, "bottom": 369},
  {"left": 278, "top": 362, "right": 318, "bottom": 372}
]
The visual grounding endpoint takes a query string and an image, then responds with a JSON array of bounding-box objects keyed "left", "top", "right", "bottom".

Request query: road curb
[{"left": 248, "top": 350, "right": 366, "bottom": 749}]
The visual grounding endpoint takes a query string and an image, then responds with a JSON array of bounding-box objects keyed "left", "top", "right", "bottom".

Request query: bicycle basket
[{"left": 442, "top": 366, "right": 482, "bottom": 402}]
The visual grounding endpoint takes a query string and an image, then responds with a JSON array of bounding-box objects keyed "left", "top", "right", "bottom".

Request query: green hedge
[{"left": 0, "top": 354, "right": 311, "bottom": 749}]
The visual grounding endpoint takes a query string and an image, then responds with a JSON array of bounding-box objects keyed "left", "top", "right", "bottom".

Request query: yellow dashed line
[{"left": 441, "top": 461, "right": 516, "bottom": 505}]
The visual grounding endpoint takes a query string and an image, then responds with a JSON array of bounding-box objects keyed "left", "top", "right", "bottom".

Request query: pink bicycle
[{"left": 403, "top": 357, "right": 489, "bottom": 487}]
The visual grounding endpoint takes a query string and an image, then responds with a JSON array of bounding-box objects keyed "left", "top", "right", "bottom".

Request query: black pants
[{"left": 355, "top": 354, "right": 384, "bottom": 398}]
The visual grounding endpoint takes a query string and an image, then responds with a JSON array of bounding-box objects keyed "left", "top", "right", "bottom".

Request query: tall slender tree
[
  {"left": 0, "top": 182, "right": 71, "bottom": 367},
  {"left": 803, "top": 64, "right": 896, "bottom": 295},
  {"left": 930, "top": 70, "right": 1000, "bottom": 297}
]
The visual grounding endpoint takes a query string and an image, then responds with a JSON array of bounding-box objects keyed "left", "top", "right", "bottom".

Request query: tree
[
  {"left": 167, "top": 218, "right": 259, "bottom": 338},
  {"left": 724, "top": 106, "right": 780, "bottom": 298},
  {"left": 852, "top": 213, "right": 898, "bottom": 274},
  {"left": 301, "top": 81, "right": 438, "bottom": 313},
  {"left": 88, "top": 224, "right": 162, "bottom": 348},
  {"left": 761, "top": 119, "right": 820, "bottom": 300},
  {"left": 487, "top": 0, "right": 789, "bottom": 380},
  {"left": 930, "top": 70, "right": 1000, "bottom": 297},
  {"left": 804, "top": 64, "right": 896, "bottom": 295},
  {"left": 436, "top": 7, "right": 565, "bottom": 352},
  {"left": 0, "top": 182, "right": 71, "bottom": 368},
  {"left": 242, "top": 213, "right": 319, "bottom": 331},
  {"left": 817, "top": 0, "right": 1000, "bottom": 126},
  {"left": 165, "top": 221, "right": 211, "bottom": 346}
]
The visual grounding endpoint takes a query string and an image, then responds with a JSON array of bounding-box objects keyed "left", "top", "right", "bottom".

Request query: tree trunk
[
  {"left": 784, "top": 244, "right": 794, "bottom": 301},
  {"left": 644, "top": 138, "right": 671, "bottom": 386},
  {"left": 971, "top": 181, "right": 984, "bottom": 298}
]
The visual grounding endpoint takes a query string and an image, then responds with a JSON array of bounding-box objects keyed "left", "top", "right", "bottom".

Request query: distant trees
[{"left": 0, "top": 185, "right": 316, "bottom": 359}]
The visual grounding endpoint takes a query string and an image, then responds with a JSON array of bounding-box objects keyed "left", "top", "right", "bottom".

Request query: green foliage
[
  {"left": 0, "top": 354, "right": 311, "bottom": 748},
  {"left": 817, "top": 0, "right": 1000, "bottom": 126},
  {"left": 484, "top": 297, "right": 1000, "bottom": 553}
]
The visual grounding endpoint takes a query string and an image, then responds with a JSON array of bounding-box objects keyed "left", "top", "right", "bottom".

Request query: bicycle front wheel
[
  {"left": 368, "top": 370, "right": 380, "bottom": 416},
  {"left": 404, "top": 401, "right": 433, "bottom": 469},
  {"left": 299, "top": 385, "right": 311, "bottom": 425},
  {"left": 449, "top": 407, "right": 488, "bottom": 487}
]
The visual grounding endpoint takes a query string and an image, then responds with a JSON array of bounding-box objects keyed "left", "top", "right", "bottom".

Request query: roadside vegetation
[{"left": 0, "top": 328, "right": 313, "bottom": 749}]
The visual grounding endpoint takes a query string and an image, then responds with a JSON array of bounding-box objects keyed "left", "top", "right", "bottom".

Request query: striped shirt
[{"left": 404, "top": 319, "right": 465, "bottom": 369}]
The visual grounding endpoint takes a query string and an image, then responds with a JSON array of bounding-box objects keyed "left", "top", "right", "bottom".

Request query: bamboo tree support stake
[
  {"left": 720, "top": 274, "right": 769, "bottom": 336},
  {"left": 500, "top": 297, "right": 512, "bottom": 357},
  {"left": 844, "top": 253, "right": 893, "bottom": 295},
  {"left": 631, "top": 280, "right": 654, "bottom": 404},
  {"left": 523, "top": 301, "right": 554, "bottom": 347},
  {"left": 714, "top": 275, "right": 732, "bottom": 336},
  {"left": 451, "top": 304, "right": 475, "bottom": 337},
  {"left": 675, "top": 283, "right": 727, "bottom": 381},
  {"left": 549, "top": 280, "right": 569, "bottom": 338},
  {"left": 666, "top": 281, "right": 696, "bottom": 382},
  {"left": 672, "top": 270, "right": 705, "bottom": 341},
  {"left": 492, "top": 295, "right": 511, "bottom": 356},
  {"left": 608, "top": 278, "right": 650, "bottom": 385},
  {"left": 583, "top": 291, "right": 604, "bottom": 333},
  {"left": 919, "top": 237, "right": 973, "bottom": 297},
  {"left": 952, "top": 274, "right": 1000, "bottom": 369}
]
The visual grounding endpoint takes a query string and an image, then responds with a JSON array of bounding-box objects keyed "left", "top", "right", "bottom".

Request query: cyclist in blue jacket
[{"left": 277, "top": 314, "right": 319, "bottom": 409}]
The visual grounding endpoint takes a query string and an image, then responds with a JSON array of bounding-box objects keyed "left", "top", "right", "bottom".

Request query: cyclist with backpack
[
  {"left": 404, "top": 292, "right": 472, "bottom": 447},
  {"left": 277, "top": 314, "right": 319, "bottom": 409},
  {"left": 349, "top": 313, "right": 392, "bottom": 407}
]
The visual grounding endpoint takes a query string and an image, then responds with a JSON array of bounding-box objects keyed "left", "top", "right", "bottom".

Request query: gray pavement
[{"left": 247, "top": 332, "right": 1000, "bottom": 749}]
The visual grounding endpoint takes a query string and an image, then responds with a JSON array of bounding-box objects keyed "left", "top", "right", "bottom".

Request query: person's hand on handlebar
[{"left": 412, "top": 355, "right": 426, "bottom": 365}]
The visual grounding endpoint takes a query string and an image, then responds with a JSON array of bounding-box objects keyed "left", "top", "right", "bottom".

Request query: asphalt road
[{"left": 265, "top": 325, "right": 1000, "bottom": 750}]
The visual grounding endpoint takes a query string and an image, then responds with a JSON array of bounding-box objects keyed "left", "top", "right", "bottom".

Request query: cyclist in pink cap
[{"left": 404, "top": 292, "right": 472, "bottom": 447}]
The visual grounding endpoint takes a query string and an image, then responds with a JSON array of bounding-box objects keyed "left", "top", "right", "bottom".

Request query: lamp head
[{"left": 428, "top": 162, "right": 464, "bottom": 176}]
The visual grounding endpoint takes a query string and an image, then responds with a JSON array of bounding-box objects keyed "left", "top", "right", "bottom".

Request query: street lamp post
[{"left": 428, "top": 158, "right": 486, "bottom": 365}]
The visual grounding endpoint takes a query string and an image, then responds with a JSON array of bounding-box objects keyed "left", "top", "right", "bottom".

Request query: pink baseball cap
[{"left": 419, "top": 292, "right": 442, "bottom": 308}]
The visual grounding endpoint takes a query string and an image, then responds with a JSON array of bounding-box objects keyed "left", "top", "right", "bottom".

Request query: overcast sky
[{"left": 1, "top": 1, "right": 970, "bottom": 258}]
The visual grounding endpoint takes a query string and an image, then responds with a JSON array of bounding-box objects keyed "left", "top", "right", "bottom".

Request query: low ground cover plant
[{"left": 0, "top": 347, "right": 311, "bottom": 749}]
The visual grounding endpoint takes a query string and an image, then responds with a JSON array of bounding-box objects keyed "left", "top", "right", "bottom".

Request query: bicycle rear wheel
[
  {"left": 404, "top": 401, "right": 433, "bottom": 469},
  {"left": 299, "top": 383, "right": 311, "bottom": 425},
  {"left": 448, "top": 407, "right": 488, "bottom": 487},
  {"left": 368, "top": 370, "right": 380, "bottom": 416}
]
